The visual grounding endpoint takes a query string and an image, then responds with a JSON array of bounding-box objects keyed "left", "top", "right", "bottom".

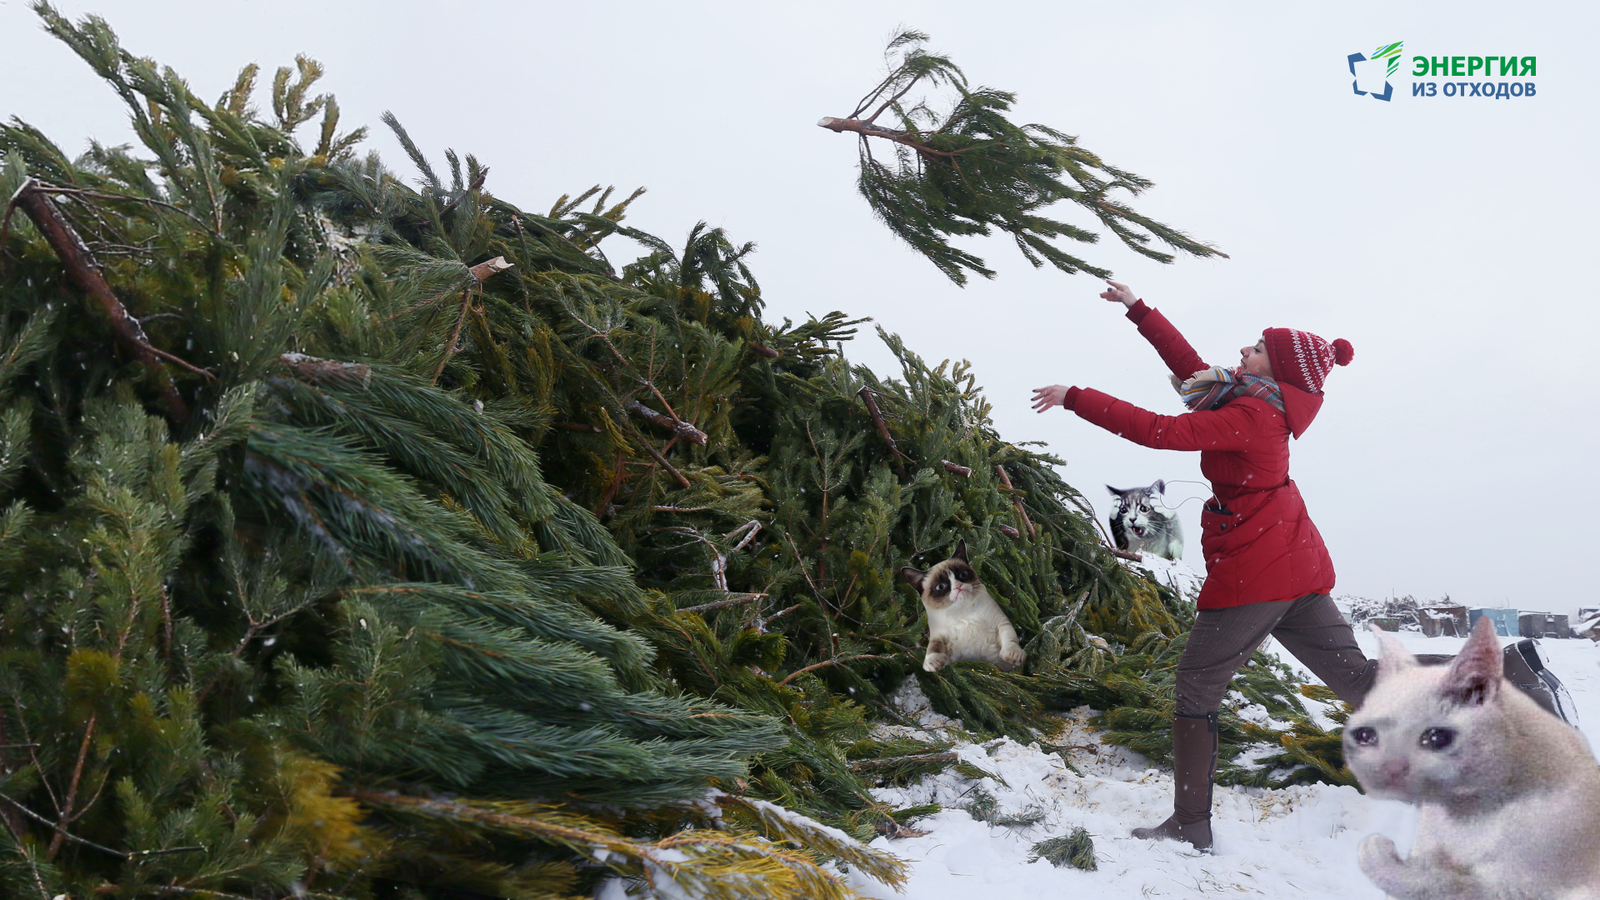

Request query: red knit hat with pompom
[{"left": 1262, "top": 328, "right": 1353, "bottom": 394}]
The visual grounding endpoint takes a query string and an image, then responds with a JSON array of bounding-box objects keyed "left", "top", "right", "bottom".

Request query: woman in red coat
[{"left": 1032, "top": 280, "right": 1370, "bottom": 852}]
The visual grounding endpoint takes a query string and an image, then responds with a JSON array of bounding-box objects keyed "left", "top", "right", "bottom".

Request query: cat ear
[
  {"left": 1152, "top": 480, "right": 1166, "bottom": 494},
  {"left": 1106, "top": 485, "right": 1120, "bottom": 497},
  {"left": 1369, "top": 622, "right": 1419, "bottom": 677},
  {"left": 1443, "top": 615, "right": 1503, "bottom": 707},
  {"left": 900, "top": 567, "right": 926, "bottom": 592},
  {"left": 953, "top": 540, "right": 969, "bottom": 562}
]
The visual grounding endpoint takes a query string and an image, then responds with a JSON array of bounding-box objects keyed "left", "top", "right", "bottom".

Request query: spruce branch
[{"left": 822, "top": 29, "right": 1226, "bottom": 285}]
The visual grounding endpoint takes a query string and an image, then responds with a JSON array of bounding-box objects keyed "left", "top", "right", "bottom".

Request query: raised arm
[
  {"left": 1070, "top": 387, "right": 1271, "bottom": 453},
  {"left": 1101, "top": 280, "right": 1208, "bottom": 380}
]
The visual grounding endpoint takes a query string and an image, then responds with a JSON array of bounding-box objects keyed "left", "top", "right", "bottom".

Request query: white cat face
[{"left": 1343, "top": 619, "right": 1507, "bottom": 806}]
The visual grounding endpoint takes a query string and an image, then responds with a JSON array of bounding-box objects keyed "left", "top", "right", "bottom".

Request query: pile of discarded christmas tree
[{"left": 0, "top": 9, "right": 1349, "bottom": 899}]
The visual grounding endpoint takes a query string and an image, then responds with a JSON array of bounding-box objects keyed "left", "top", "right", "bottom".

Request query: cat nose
[{"left": 1380, "top": 759, "right": 1409, "bottom": 786}]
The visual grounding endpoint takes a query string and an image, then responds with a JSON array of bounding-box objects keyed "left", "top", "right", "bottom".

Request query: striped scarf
[{"left": 1175, "top": 366, "right": 1285, "bottom": 414}]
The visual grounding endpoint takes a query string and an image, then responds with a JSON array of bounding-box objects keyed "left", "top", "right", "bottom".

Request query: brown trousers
[{"left": 1175, "top": 593, "right": 1376, "bottom": 717}]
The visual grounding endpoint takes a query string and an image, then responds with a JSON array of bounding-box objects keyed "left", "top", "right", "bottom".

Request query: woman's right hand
[
  {"left": 1099, "top": 280, "right": 1136, "bottom": 308},
  {"left": 1031, "top": 385, "right": 1073, "bottom": 413}
]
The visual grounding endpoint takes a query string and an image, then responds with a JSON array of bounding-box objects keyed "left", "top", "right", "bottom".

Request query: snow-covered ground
[{"left": 846, "top": 622, "right": 1600, "bottom": 899}]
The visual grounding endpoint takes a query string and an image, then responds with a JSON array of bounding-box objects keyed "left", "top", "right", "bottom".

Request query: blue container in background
[{"left": 1467, "top": 608, "right": 1518, "bottom": 637}]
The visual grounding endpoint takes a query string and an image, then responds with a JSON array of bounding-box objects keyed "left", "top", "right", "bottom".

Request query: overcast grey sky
[{"left": 4, "top": 0, "right": 1597, "bottom": 615}]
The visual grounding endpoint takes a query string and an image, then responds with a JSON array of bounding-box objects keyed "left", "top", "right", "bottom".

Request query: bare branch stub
[
  {"left": 941, "top": 459, "right": 972, "bottom": 478},
  {"left": 468, "top": 255, "right": 513, "bottom": 282},
  {"left": 626, "top": 399, "right": 708, "bottom": 445},
  {"left": 280, "top": 351, "right": 373, "bottom": 388}
]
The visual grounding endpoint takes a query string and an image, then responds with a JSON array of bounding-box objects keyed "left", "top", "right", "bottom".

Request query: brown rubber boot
[{"left": 1131, "top": 712, "right": 1217, "bottom": 852}]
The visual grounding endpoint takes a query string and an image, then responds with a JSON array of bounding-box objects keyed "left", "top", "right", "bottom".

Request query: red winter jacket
[{"left": 1070, "top": 301, "right": 1334, "bottom": 609}]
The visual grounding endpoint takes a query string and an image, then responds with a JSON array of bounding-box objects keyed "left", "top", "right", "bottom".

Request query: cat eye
[
  {"left": 932, "top": 578, "right": 949, "bottom": 596},
  {"left": 954, "top": 568, "right": 972, "bottom": 583},
  {"left": 1350, "top": 726, "right": 1378, "bottom": 746},
  {"left": 1419, "top": 727, "right": 1454, "bottom": 751}
]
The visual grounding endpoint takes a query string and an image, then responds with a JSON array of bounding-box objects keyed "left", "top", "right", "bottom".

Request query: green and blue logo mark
[
  {"left": 1348, "top": 43, "right": 1540, "bottom": 101},
  {"left": 1348, "top": 41, "right": 1404, "bottom": 101}
]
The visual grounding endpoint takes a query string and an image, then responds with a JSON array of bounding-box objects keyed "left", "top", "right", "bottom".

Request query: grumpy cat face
[
  {"left": 902, "top": 540, "right": 980, "bottom": 610},
  {"left": 901, "top": 540, "right": 1025, "bottom": 673}
]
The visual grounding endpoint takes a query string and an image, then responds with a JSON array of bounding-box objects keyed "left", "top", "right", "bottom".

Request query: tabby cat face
[{"left": 900, "top": 540, "right": 981, "bottom": 607}]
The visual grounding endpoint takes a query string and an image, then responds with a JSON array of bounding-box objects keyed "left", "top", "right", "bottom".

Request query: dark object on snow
[
  {"left": 1518, "top": 612, "right": 1569, "bottom": 640},
  {"left": 1368, "top": 617, "right": 1402, "bottom": 632},
  {"left": 1031, "top": 827, "right": 1097, "bottom": 871},
  {"left": 1505, "top": 639, "right": 1579, "bottom": 726},
  {"left": 1417, "top": 642, "right": 1578, "bottom": 726},
  {"left": 1468, "top": 607, "right": 1519, "bottom": 637},
  {"left": 1418, "top": 605, "right": 1468, "bottom": 638}
]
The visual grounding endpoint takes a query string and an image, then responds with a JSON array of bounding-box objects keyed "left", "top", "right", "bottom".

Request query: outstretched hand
[
  {"left": 1032, "top": 385, "right": 1071, "bottom": 413},
  {"left": 1099, "top": 280, "right": 1136, "bottom": 308}
]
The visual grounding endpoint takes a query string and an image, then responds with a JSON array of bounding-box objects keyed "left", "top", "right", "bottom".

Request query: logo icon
[{"left": 1348, "top": 41, "right": 1404, "bottom": 101}]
